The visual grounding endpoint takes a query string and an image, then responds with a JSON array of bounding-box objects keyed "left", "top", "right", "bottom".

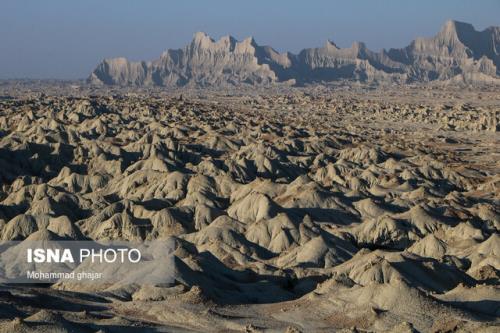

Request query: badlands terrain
[{"left": 0, "top": 83, "right": 499, "bottom": 332}]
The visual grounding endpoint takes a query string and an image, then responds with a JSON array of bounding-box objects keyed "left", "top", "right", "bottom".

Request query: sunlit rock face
[{"left": 89, "top": 20, "right": 500, "bottom": 87}]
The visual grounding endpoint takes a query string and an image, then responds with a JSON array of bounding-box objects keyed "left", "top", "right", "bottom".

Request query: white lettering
[
  {"left": 129, "top": 248, "right": 141, "bottom": 263},
  {"left": 26, "top": 248, "right": 74, "bottom": 263}
]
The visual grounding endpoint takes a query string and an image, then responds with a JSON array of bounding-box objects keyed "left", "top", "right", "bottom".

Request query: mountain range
[{"left": 88, "top": 20, "right": 500, "bottom": 87}]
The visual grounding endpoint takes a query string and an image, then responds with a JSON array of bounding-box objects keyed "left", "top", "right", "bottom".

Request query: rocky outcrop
[
  {"left": 89, "top": 32, "right": 282, "bottom": 87},
  {"left": 89, "top": 20, "right": 500, "bottom": 87}
]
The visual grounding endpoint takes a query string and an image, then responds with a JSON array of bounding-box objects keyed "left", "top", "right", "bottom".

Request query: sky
[{"left": 1, "top": 0, "right": 499, "bottom": 79}]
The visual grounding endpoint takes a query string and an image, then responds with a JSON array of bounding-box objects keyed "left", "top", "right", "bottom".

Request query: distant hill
[{"left": 89, "top": 20, "right": 500, "bottom": 87}]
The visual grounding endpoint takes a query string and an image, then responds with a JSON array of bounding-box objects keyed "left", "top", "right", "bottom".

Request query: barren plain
[{"left": 0, "top": 83, "right": 499, "bottom": 332}]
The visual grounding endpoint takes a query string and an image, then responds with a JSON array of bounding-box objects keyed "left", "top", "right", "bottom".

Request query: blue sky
[{"left": 1, "top": 0, "right": 499, "bottom": 79}]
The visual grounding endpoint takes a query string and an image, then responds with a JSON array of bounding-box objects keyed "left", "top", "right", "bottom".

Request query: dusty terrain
[{"left": 0, "top": 84, "right": 499, "bottom": 332}]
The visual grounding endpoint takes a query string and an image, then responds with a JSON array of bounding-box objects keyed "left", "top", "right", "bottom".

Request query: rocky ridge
[{"left": 89, "top": 20, "right": 500, "bottom": 87}]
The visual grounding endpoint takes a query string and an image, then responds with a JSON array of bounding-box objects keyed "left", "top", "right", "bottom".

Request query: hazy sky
[{"left": 1, "top": 0, "right": 499, "bottom": 79}]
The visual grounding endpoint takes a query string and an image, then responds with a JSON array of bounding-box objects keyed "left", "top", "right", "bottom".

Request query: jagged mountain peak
[
  {"left": 438, "top": 20, "right": 476, "bottom": 43},
  {"left": 441, "top": 20, "right": 475, "bottom": 33},
  {"left": 325, "top": 39, "right": 339, "bottom": 49},
  {"left": 241, "top": 36, "right": 257, "bottom": 46},
  {"left": 89, "top": 20, "right": 500, "bottom": 87},
  {"left": 193, "top": 31, "right": 211, "bottom": 41},
  {"left": 191, "top": 32, "right": 229, "bottom": 48},
  {"left": 189, "top": 32, "right": 260, "bottom": 53}
]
